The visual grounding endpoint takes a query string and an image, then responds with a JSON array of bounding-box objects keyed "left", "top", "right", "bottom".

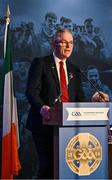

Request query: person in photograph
[
  {"left": 82, "top": 65, "right": 112, "bottom": 101},
  {"left": 32, "top": 12, "right": 57, "bottom": 57}
]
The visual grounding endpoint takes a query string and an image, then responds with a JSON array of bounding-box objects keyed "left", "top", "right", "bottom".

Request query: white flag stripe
[
  {"left": 3, "top": 69, "right": 20, "bottom": 147},
  {"left": 12, "top": 96, "right": 20, "bottom": 147},
  {"left": 11, "top": 68, "right": 20, "bottom": 147},
  {"left": 2, "top": 71, "right": 12, "bottom": 136}
]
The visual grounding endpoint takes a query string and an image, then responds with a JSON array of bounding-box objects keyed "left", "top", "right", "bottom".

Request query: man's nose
[{"left": 66, "top": 42, "right": 72, "bottom": 48}]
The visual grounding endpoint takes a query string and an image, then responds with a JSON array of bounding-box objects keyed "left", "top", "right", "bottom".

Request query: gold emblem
[{"left": 65, "top": 133, "right": 102, "bottom": 176}]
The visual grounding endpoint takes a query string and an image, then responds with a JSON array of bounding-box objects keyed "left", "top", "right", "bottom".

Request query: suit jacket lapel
[
  {"left": 66, "top": 60, "right": 73, "bottom": 86},
  {"left": 66, "top": 60, "right": 75, "bottom": 101},
  {"left": 49, "top": 55, "right": 60, "bottom": 93}
]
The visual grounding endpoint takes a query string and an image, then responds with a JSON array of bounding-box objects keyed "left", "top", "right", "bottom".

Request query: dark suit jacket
[{"left": 26, "top": 54, "right": 84, "bottom": 132}]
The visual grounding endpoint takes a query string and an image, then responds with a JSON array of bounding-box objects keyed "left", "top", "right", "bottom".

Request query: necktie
[{"left": 59, "top": 61, "right": 69, "bottom": 102}]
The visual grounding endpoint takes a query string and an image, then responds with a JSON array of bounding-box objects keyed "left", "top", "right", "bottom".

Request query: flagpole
[{"left": 4, "top": 5, "right": 10, "bottom": 57}]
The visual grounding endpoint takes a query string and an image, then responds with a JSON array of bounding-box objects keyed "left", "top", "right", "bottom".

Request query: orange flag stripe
[{"left": 1, "top": 123, "right": 21, "bottom": 179}]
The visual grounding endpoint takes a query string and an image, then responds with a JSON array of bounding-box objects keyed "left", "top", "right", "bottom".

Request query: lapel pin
[
  {"left": 69, "top": 73, "right": 73, "bottom": 80},
  {"left": 51, "top": 66, "right": 55, "bottom": 69}
]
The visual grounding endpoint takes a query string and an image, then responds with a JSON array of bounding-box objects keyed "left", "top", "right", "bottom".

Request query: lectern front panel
[{"left": 59, "top": 126, "right": 108, "bottom": 179}]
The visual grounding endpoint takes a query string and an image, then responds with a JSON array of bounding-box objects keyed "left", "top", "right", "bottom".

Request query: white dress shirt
[{"left": 53, "top": 53, "right": 68, "bottom": 85}]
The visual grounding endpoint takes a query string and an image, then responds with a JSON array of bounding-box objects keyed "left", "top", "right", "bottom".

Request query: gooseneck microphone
[
  {"left": 54, "top": 69, "right": 108, "bottom": 104},
  {"left": 54, "top": 92, "right": 62, "bottom": 104},
  {"left": 80, "top": 69, "right": 108, "bottom": 102}
]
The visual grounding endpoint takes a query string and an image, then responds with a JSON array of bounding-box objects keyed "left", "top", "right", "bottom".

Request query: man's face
[
  {"left": 87, "top": 68, "right": 100, "bottom": 85},
  {"left": 53, "top": 31, "right": 74, "bottom": 60},
  {"left": 45, "top": 17, "right": 57, "bottom": 30},
  {"left": 85, "top": 24, "right": 94, "bottom": 34}
]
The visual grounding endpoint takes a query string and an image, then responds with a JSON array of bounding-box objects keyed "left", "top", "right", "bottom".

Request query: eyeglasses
[{"left": 56, "top": 40, "right": 73, "bottom": 47}]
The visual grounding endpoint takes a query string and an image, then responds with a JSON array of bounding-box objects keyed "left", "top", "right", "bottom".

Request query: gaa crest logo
[{"left": 65, "top": 133, "right": 102, "bottom": 176}]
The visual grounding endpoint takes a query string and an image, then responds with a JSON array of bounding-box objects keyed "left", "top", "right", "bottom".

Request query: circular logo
[{"left": 65, "top": 133, "right": 102, "bottom": 176}]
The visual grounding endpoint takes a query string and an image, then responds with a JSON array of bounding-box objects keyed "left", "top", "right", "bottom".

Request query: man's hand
[
  {"left": 91, "top": 91, "right": 109, "bottom": 102},
  {"left": 40, "top": 105, "right": 50, "bottom": 120}
]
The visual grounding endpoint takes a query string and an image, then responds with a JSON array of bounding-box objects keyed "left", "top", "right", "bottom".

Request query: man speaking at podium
[{"left": 26, "top": 29, "right": 109, "bottom": 179}]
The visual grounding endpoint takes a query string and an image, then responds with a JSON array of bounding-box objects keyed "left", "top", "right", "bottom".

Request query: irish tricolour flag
[{"left": 1, "top": 6, "right": 21, "bottom": 179}]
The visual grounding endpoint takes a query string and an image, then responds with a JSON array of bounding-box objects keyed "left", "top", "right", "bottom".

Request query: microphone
[
  {"left": 54, "top": 72, "right": 74, "bottom": 104},
  {"left": 54, "top": 92, "right": 62, "bottom": 104},
  {"left": 80, "top": 69, "right": 108, "bottom": 102}
]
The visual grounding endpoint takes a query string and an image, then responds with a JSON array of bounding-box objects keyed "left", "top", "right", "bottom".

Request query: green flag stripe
[{"left": 4, "top": 24, "right": 12, "bottom": 74}]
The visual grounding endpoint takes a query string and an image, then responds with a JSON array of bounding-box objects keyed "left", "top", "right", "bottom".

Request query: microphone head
[
  {"left": 54, "top": 98, "right": 58, "bottom": 103},
  {"left": 54, "top": 95, "right": 62, "bottom": 104}
]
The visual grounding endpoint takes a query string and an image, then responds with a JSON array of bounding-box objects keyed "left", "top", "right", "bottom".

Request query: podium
[{"left": 43, "top": 102, "right": 111, "bottom": 179}]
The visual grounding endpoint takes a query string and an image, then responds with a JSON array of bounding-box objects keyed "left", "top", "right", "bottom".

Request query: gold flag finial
[
  {"left": 6, "top": 5, "right": 10, "bottom": 18},
  {"left": 6, "top": 5, "right": 10, "bottom": 24}
]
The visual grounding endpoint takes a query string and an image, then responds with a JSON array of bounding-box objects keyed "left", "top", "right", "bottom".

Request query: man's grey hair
[{"left": 53, "top": 29, "right": 73, "bottom": 41}]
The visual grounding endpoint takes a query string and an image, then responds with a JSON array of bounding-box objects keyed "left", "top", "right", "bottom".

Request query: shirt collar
[{"left": 53, "top": 52, "right": 67, "bottom": 64}]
